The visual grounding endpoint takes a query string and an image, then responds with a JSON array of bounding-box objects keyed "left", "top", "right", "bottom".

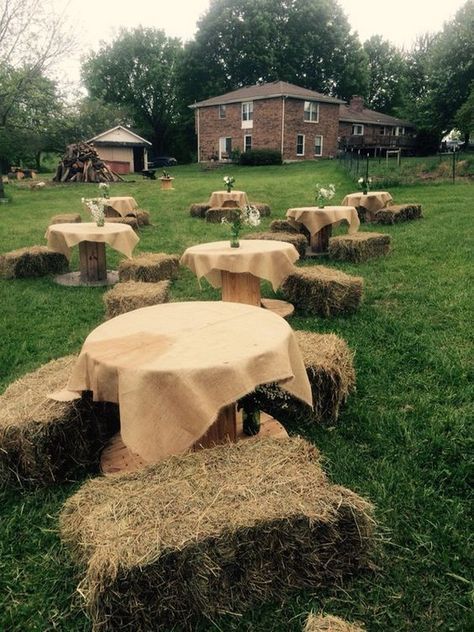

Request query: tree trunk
[
  {"left": 35, "top": 151, "right": 42, "bottom": 171},
  {"left": 0, "top": 169, "right": 5, "bottom": 199}
]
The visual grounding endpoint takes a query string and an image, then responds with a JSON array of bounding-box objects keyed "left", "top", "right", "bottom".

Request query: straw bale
[
  {"left": 374, "top": 203, "right": 422, "bottom": 225},
  {"left": 49, "top": 213, "right": 82, "bottom": 225},
  {"left": 118, "top": 252, "right": 179, "bottom": 283},
  {"left": 328, "top": 232, "right": 391, "bottom": 263},
  {"left": 305, "top": 613, "right": 366, "bottom": 632},
  {"left": 281, "top": 266, "right": 363, "bottom": 317},
  {"left": 205, "top": 207, "right": 241, "bottom": 223},
  {"left": 249, "top": 331, "right": 355, "bottom": 427},
  {"left": 189, "top": 203, "right": 210, "bottom": 218},
  {"left": 242, "top": 231, "right": 308, "bottom": 258},
  {"left": 59, "top": 437, "right": 374, "bottom": 631},
  {"left": 270, "top": 219, "right": 311, "bottom": 240},
  {"left": 103, "top": 280, "right": 171, "bottom": 319},
  {"left": 135, "top": 210, "right": 151, "bottom": 226},
  {"left": 0, "top": 246, "right": 69, "bottom": 279},
  {"left": 104, "top": 216, "right": 139, "bottom": 229},
  {"left": 0, "top": 356, "right": 118, "bottom": 488},
  {"left": 253, "top": 203, "right": 271, "bottom": 217}
]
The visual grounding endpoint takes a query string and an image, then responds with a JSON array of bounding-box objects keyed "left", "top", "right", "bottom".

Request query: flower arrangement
[
  {"left": 82, "top": 197, "right": 105, "bottom": 226},
  {"left": 98, "top": 182, "right": 110, "bottom": 198},
  {"left": 222, "top": 204, "right": 261, "bottom": 248},
  {"left": 223, "top": 175, "right": 235, "bottom": 193},
  {"left": 315, "top": 183, "right": 336, "bottom": 208},
  {"left": 358, "top": 176, "right": 372, "bottom": 195},
  {"left": 161, "top": 170, "right": 172, "bottom": 180}
]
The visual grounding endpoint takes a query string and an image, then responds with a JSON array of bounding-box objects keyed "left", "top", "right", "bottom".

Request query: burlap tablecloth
[
  {"left": 341, "top": 191, "right": 393, "bottom": 214},
  {"left": 208, "top": 190, "right": 250, "bottom": 208},
  {"left": 286, "top": 206, "right": 360, "bottom": 236},
  {"left": 53, "top": 301, "right": 312, "bottom": 462},
  {"left": 180, "top": 239, "right": 299, "bottom": 291},
  {"left": 45, "top": 222, "right": 139, "bottom": 259},
  {"left": 83, "top": 196, "right": 138, "bottom": 217}
]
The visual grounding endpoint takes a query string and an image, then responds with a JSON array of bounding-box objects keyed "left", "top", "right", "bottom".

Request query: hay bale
[
  {"left": 49, "top": 213, "right": 82, "bottom": 225},
  {"left": 189, "top": 203, "right": 210, "bottom": 218},
  {"left": 118, "top": 252, "right": 180, "bottom": 283},
  {"left": 281, "top": 266, "right": 363, "bottom": 317},
  {"left": 374, "top": 203, "right": 422, "bottom": 225},
  {"left": 0, "top": 246, "right": 69, "bottom": 279},
  {"left": 305, "top": 613, "right": 366, "bottom": 632},
  {"left": 104, "top": 216, "right": 139, "bottom": 229},
  {"left": 205, "top": 207, "right": 241, "bottom": 223},
  {"left": 270, "top": 219, "right": 300, "bottom": 234},
  {"left": 242, "top": 231, "right": 308, "bottom": 258},
  {"left": 103, "top": 280, "right": 171, "bottom": 319},
  {"left": 0, "top": 356, "right": 118, "bottom": 488},
  {"left": 253, "top": 202, "right": 271, "bottom": 217},
  {"left": 247, "top": 331, "right": 355, "bottom": 427},
  {"left": 135, "top": 210, "right": 151, "bottom": 226},
  {"left": 59, "top": 437, "right": 374, "bottom": 631},
  {"left": 328, "top": 232, "right": 391, "bottom": 263}
]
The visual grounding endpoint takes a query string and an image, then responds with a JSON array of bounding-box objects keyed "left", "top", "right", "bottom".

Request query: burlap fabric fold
[
  {"left": 53, "top": 302, "right": 312, "bottom": 462},
  {"left": 45, "top": 222, "right": 139, "bottom": 259},
  {"left": 341, "top": 191, "right": 393, "bottom": 214},
  {"left": 286, "top": 206, "right": 360, "bottom": 236},
  {"left": 208, "top": 190, "right": 250, "bottom": 207},
  {"left": 180, "top": 239, "right": 299, "bottom": 290}
]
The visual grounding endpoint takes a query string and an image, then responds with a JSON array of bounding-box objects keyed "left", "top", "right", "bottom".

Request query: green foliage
[
  {"left": 0, "top": 161, "right": 472, "bottom": 631},
  {"left": 364, "top": 35, "right": 406, "bottom": 113},
  {"left": 239, "top": 149, "right": 282, "bottom": 165},
  {"left": 82, "top": 27, "right": 184, "bottom": 154},
  {"left": 454, "top": 81, "right": 474, "bottom": 141}
]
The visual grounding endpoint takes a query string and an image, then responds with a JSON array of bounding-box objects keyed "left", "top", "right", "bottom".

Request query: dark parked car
[{"left": 148, "top": 157, "right": 178, "bottom": 167}]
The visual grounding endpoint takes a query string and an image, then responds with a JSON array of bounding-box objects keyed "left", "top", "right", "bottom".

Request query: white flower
[{"left": 98, "top": 183, "right": 109, "bottom": 190}]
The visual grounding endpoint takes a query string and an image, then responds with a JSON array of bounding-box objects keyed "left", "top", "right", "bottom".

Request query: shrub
[{"left": 239, "top": 149, "right": 282, "bottom": 166}]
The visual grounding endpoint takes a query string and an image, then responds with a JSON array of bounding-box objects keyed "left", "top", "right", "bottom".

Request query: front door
[{"left": 219, "top": 137, "right": 232, "bottom": 161}]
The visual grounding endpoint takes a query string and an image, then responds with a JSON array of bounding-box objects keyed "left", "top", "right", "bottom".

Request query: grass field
[{"left": 0, "top": 160, "right": 472, "bottom": 631}]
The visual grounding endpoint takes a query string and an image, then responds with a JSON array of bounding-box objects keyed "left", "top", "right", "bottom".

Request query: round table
[
  {"left": 286, "top": 206, "right": 360, "bottom": 253},
  {"left": 208, "top": 190, "right": 250, "bottom": 208},
  {"left": 180, "top": 239, "right": 299, "bottom": 308},
  {"left": 54, "top": 301, "right": 312, "bottom": 464},
  {"left": 341, "top": 191, "right": 393, "bottom": 221},
  {"left": 83, "top": 196, "right": 138, "bottom": 218},
  {"left": 45, "top": 222, "right": 139, "bottom": 285}
]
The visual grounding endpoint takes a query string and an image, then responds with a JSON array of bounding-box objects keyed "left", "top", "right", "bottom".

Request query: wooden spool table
[
  {"left": 208, "top": 190, "right": 250, "bottom": 208},
  {"left": 50, "top": 302, "right": 312, "bottom": 474},
  {"left": 286, "top": 206, "right": 360, "bottom": 255},
  {"left": 84, "top": 196, "right": 139, "bottom": 218},
  {"left": 341, "top": 191, "right": 393, "bottom": 222},
  {"left": 180, "top": 239, "right": 298, "bottom": 317},
  {"left": 45, "top": 222, "right": 139, "bottom": 286}
]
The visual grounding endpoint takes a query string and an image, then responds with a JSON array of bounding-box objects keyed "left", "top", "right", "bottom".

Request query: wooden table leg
[
  {"left": 221, "top": 270, "right": 261, "bottom": 306},
  {"left": 79, "top": 241, "right": 107, "bottom": 282},
  {"left": 193, "top": 403, "right": 237, "bottom": 450},
  {"left": 310, "top": 224, "right": 332, "bottom": 253}
]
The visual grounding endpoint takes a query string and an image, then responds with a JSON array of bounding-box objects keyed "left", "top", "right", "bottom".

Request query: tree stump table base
[
  {"left": 221, "top": 270, "right": 261, "bottom": 306},
  {"left": 100, "top": 411, "right": 288, "bottom": 476},
  {"left": 309, "top": 224, "right": 333, "bottom": 254}
]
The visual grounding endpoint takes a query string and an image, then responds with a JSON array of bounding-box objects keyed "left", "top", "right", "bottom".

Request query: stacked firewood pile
[{"left": 53, "top": 143, "right": 124, "bottom": 183}]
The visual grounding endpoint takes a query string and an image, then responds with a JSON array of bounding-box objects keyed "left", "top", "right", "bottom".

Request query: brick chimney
[{"left": 350, "top": 96, "right": 365, "bottom": 112}]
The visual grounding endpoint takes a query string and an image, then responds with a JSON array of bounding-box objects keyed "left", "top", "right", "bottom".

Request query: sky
[{"left": 55, "top": 0, "right": 467, "bottom": 87}]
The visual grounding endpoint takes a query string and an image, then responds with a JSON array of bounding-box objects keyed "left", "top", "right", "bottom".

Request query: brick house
[
  {"left": 189, "top": 81, "right": 345, "bottom": 162},
  {"left": 339, "top": 96, "right": 416, "bottom": 153}
]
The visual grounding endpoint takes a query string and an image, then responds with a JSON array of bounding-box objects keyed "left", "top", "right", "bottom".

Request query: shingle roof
[
  {"left": 339, "top": 105, "right": 413, "bottom": 127},
  {"left": 189, "top": 81, "right": 345, "bottom": 108}
]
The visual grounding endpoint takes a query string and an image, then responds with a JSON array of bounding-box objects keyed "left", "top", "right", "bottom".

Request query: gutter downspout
[
  {"left": 196, "top": 107, "right": 201, "bottom": 163},
  {"left": 281, "top": 96, "right": 286, "bottom": 159}
]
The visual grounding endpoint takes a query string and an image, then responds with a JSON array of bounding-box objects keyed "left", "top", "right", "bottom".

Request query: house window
[
  {"left": 304, "top": 101, "right": 319, "bottom": 122},
  {"left": 242, "top": 102, "right": 253, "bottom": 120},
  {"left": 314, "top": 135, "right": 323, "bottom": 156},
  {"left": 219, "top": 105, "right": 226, "bottom": 119},
  {"left": 393, "top": 126, "right": 405, "bottom": 136},
  {"left": 352, "top": 124, "right": 364, "bottom": 135},
  {"left": 219, "top": 137, "right": 232, "bottom": 160},
  {"left": 244, "top": 135, "right": 252, "bottom": 152},
  {"left": 296, "top": 134, "right": 305, "bottom": 156},
  {"left": 379, "top": 127, "right": 385, "bottom": 135}
]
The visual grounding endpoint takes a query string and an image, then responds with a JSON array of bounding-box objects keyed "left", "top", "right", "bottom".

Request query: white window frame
[
  {"left": 244, "top": 134, "right": 252, "bottom": 152},
  {"left": 393, "top": 126, "right": 405, "bottom": 136},
  {"left": 241, "top": 101, "right": 253, "bottom": 129},
  {"left": 219, "top": 137, "right": 232, "bottom": 161},
  {"left": 352, "top": 124, "right": 364, "bottom": 136},
  {"left": 219, "top": 104, "right": 226, "bottom": 119},
  {"left": 296, "top": 134, "right": 305, "bottom": 156},
  {"left": 304, "top": 100, "right": 319, "bottom": 123},
  {"left": 314, "top": 135, "right": 323, "bottom": 157}
]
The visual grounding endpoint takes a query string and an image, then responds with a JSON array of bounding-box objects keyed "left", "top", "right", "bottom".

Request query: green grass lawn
[{"left": 0, "top": 160, "right": 472, "bottom": 631}]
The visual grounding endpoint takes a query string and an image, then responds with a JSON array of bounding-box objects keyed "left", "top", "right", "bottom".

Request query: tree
[
  {"left": 181, "top": 0, "right": 368, "bottom": 105},
  {"left": 454, "top": 81, "right": 474, "bottom": 144},
  {"left": 363, "top": 35, "right": 406, "bottom": 113},
  {"left": 82, "top": 28, "right": 184, "bottom": 154}
]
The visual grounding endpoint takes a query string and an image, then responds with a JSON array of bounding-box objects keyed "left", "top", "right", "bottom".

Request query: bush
[{"left": 239, "top": 149, "right": 282, "bottom": 166}]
